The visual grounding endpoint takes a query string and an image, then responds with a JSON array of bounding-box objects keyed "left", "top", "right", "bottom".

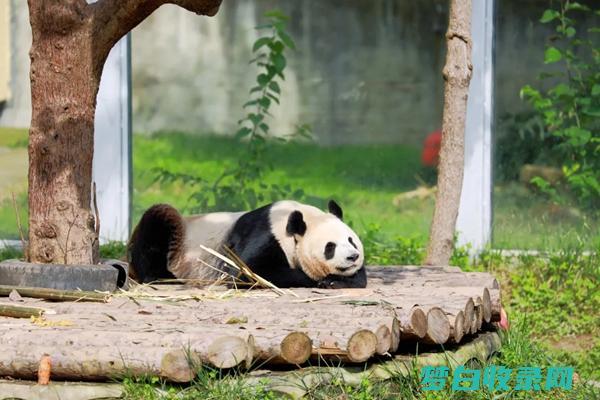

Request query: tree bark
[
  {"left": 425, "top": 0, "right": 473, "bottom": 266},
  {"left": 26, "top": 0, "right": 221, "bottom": 265}
]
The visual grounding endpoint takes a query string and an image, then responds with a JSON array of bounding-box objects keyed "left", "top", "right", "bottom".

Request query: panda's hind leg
[{"left": 127, "top": 204, "right": 183, "bottom": 283}]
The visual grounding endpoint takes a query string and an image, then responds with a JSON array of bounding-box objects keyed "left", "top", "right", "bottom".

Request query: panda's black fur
[{"left": 128, "top": 200, "right": 367, "bottom": 289}]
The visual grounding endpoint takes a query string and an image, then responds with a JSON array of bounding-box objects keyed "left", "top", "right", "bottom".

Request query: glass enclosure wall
[
  {"left": 130, "top": 0, "right": 449, "bottom": 256},
  {"left": 2, "top": 0, "right": 596, "bottom": 252},
  {"left": 492, "top": 0, "right": 599, "bottom": 250}
]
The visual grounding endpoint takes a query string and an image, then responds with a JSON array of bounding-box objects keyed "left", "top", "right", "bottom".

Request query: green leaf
[
  {"left": 565, "top": 26, "right": 576, "bottom": 38},
  {"left": 271, "top": 53, "right": 286, "bottom": 73},
  {"left": 257, "top": 73, "right": 270, "bottom": 87},
  {"left": 269, "top": 41, "right": 284, "bottom": 53},
  {"left": 550, "top": 83, "right": 574, "bottom": 97},
  {"left": 258, "top": 97, "right": 271, "bottom": 109},
  {"left": 269, "top": 81, "right": 281, "bottom": 94},
  {"left": 264, "top": 9, "right": 288, "bottom": 21},
  {"left": 278, "top": 30, "right": 296, "bottom": 50},
  {"left": 544, "top": 47, "right": 562, "bottom": 64},
  {"left": 540, "top": 9, "right": 559, "bottom": 23},
  {"left": 235, "top": 127, "right": 252, "bottom": 139},
  {"left": 592, "top": 84, "right": 600, "bottom": 96},
  {"left": 252, "top": 37, "right": 271, "bottom": 53},
  {"left": 565, "top": 2, "right": 589, "bottom": 11},
  {"left": 243, "top": 99, "right": 259, "bottom": 108},
  {"left": 564, "top": 127, "right": 591, "bottom": 146},
  {"left": 258, "top": 123, "right": 269, "bottom": 133},
  {"left": 520, "top": 85, "right": 541, "bottom": 100},
  {"left": 267, "top": 93, "right": 280, "bottom": 104},
  {"left": 582, "top": 106, "right": 600, "bottom": 117}
]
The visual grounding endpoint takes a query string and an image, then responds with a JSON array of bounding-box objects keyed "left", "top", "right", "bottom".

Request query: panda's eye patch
[
  {"left": 348, "top": 237, "right": 357, "bottom": 249},
  {"left": 324, "top": 242, "right": 336, "bottom": 260}
]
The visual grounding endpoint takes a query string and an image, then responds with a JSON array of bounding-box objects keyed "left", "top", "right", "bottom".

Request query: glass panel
[
  {"left": 493, "top": 0, "right": 599, "bottom": 250},
  {"left": 131, "top": 1, "right": 450, "bottom": 260}
]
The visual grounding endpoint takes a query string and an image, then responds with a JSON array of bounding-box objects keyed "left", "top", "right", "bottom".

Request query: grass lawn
[
  {"left": 132, "top": 131, "right": 432, "bottom": 243},
  {"left": 1, "top": 128, "right": 597, "bottom": 250}
]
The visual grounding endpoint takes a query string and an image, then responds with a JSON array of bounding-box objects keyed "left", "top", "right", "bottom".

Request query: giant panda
[{"left": 128, "top": 200, "right": 367, "bottom": 289}]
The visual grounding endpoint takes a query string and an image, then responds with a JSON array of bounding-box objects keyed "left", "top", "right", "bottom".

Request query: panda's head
[{"left": 286, "top": 200, "right": 364, "bottom": 280}]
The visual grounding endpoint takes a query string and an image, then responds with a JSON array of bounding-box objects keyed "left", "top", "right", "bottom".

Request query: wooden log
[
  {"left": 489, "top": 288, "right": 502, "bottom": 322},
  {"left": 347, "top": 330, "right": 378, "bottom": 362},
  {"left": 0, "top": 285, "right": 110, "bottom": 302},
  {"left": 422, "top": 307, "right": 450, "bottom": 344},
  {"left": 366, "top": 267, "right": 499, "bottom": 289},
  {"left": 0, "top": 326, "right": 258, "bottom": 370},
  {"left": 161, "top": 349, "right": 203, "bottom": 382},
  {"left": 396, "top": 307, "right": 427, "bottom": 341},
  {"left": 208, "top": 335, "right": 253, "bottom": 369},
  {"left": 473, "top": 296, "right": 484, "bottom": 332},
  {"left": 374, "top": 325, "right": 392, "bottom": 355},
  {"left": 482, "top": 288, "right": 492, "bottom": 323},
  {"left": 464, "top": 297, "right": 475, "bottom": 334},
  {"left": 242, "top": 332, "right": 502, "bottom": 399},
  {"left": 446, "top": 310, "right": 465, "bottom": 343},
  {"left": 280, "top": 332, "right": 312, "bottom": 365},
  {"left": 390, "top": 317, "right": 401, "bottom": 352}
]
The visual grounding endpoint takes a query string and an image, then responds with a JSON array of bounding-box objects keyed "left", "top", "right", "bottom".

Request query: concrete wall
[
  {"left": 131, "top": 0, "right": 448, "bottom": 145},
  {"left": 1, "top": 1, "right": 597, "bottom": 145}
]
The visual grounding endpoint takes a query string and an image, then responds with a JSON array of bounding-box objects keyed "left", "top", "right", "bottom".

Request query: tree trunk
[
  {"left": 27, "top": 2, "right": 100, "bottom": 264},
  {"left": 26, "top": 0, "right": 222, "bottom": 265},
  {"left": 425, "top": 0, "right": 473, "bottom": 266}
]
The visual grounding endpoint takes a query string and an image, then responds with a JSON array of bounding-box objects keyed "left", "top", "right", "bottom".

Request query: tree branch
[{"left": 89, "top": 0, "right": 222, "bottom": 75}]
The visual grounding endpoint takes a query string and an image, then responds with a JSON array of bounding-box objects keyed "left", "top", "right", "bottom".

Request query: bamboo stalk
[
  {"left": 0, "top": 285, "right": 110, "bottom": 302},
  {"left": 0, "top": 303, "right": 52, "bottom": 318}
]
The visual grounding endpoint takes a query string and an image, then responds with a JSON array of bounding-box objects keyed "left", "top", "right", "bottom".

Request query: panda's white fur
[
  {"left": 267, "top": 201, "right": 363, "bottom": 280},
  {"left": 170, "top": 211, "right": 245, "bottom": 280},
  {"left": 128, "top": 200, "right": 367, "bottom": 288}
]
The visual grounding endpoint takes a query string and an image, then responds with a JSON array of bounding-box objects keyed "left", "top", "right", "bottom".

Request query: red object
[{"left": 421, "top": 130, "right": 442, "bottom": 167}]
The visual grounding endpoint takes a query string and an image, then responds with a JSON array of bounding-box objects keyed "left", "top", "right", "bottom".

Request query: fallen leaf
[
  {"left": 30, "top": 316, "right": 73, "bottom": 327},
  {"left": 138, "top": 309, "right": 153, "bottom": 315},
  {"left": 103, "top": 313, "right": 117, "bottom": 321},
  {"left": 225, "top": 316, "right": 248, "bottom": 324}
]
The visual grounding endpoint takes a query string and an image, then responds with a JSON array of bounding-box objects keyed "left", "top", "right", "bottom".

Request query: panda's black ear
[
  {"left": 328, "top": 200, "right": 343, "bottom": 220},
  {"left": 286, "top": 211, "right": 307, "bottom": 236}
]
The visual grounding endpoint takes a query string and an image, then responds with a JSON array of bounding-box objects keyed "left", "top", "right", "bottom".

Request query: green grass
[
  {"left": 1, "top": 129, "right": 597, "bottom": 249},
  {"left": 0, "top": 127, "right": 28, "bottom": 147},
  {"left": 132, "top": 131, "right": 430, "bottom": 242}
]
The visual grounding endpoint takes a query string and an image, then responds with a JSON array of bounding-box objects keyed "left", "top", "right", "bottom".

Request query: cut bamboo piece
[
  {"left": 0, "top": 303, "right": 52, "bottom": 318},
  {"left": 0, "top": 285, "right": 110, "bottom": 302}
]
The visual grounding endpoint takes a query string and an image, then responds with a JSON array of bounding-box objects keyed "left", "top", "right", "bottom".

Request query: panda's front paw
[{"left": 317, "top": 277, "right": 345, "bottom": 289}]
